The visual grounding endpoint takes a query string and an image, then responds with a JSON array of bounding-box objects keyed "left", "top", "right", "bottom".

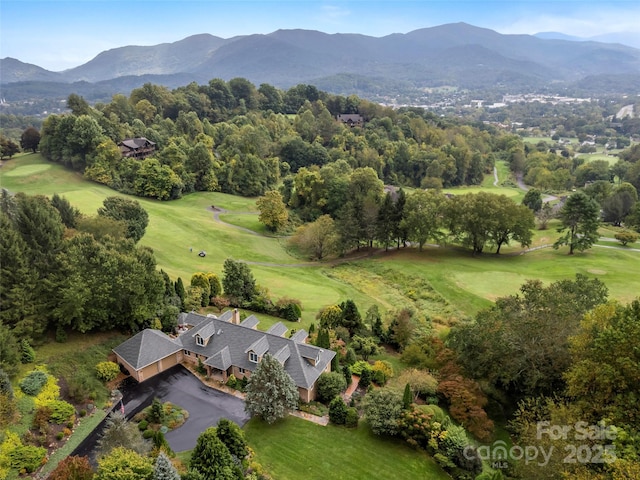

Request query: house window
[
  {"left": 249, "top": 352, "right": 258, "bottom": 363},
  {"left": 196, "top": 336, "right": 204, "bottom": 346},
  {"left": 238, "top": 367, "right": 246, "bottom": 374},
  {"left": 183, "top": 350, "right": 191, "bottom": 356}
]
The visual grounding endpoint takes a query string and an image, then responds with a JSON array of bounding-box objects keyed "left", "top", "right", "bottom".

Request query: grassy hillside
[{"left": 2, "top": 153, "right": 638, "bottom": 326}]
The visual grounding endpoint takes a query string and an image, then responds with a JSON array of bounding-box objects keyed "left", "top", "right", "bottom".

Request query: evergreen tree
[
  {"left": 175, "top": 277, "right": 186, "bottom": 310},
  {"left": 216, "top": 418, "right": 248, "bottom": 460},
  {"left": 340, "top": 299, "right": 363, "bottom": 335},
  {"left": 189, "top": 427, "right": 240, "bottom": 480},
  {"left": 153, "top": 451, "right": 180, "bottom": 480},
  {"left": 51, "top": 193, "right": 81, "bottom": 228},
  {"left": 329, "top": 396, "right": 348, "bottom": 425},
  {"left": 244, "top": 354, "right": 298, "bottom": 424},
  {"left": 403, "top": 383, "right": 413, "bottom": 409},
  {"left": 97, "top": 412, "right": 150, "bottom": 457}
]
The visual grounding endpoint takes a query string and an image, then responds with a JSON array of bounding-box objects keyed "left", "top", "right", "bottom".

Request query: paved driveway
[
  {"left": 122, "top": 365, "right": 249, "bottom": 451},
  {"left": 73, "top": 364, "right": 249, "bottom": 459}
]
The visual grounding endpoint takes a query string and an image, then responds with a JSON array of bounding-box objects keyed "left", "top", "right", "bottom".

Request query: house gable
[{"left": 114, "top": 311, "right": 335, "bottom": 393}]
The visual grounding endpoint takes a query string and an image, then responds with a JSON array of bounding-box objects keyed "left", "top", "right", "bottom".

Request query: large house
[
  {"left": 118, "top": 137, "right": 156, "bottom": 159},
  {"left": 112, "top": 310, "right": 334, "bottom": 402}
]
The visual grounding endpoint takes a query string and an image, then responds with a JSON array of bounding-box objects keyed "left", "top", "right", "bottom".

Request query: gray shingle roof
[
  {"left": 194, "top": 322, "right": 217, "bottom": 342},
  {"left": 245, "top": 336, "right": 270, "bottom": 356},
  {"left": 114, "top": 312, "right": 335, "bottom": 390},
  {"left": 273, "top": 344, "right": 291, "bottom": 364},
  {"left": 113, "top": 329, "right": 182, "bottom": 370},
  {"left": 205, "top": 346, "right": 232, "bottom": 370},
  {"left": 240, "top": 316, "right": 259, "bottom": 329},
  {"left": 266, "top": 322, "right": 288, "bottom": 337},
  {"left": 290, "top": 329, "right": 308, "bottom": 343}
]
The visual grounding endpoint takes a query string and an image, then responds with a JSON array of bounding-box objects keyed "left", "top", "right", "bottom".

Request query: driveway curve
[{"left": 72, "top": 365, "right": 249, "bottom": 460}]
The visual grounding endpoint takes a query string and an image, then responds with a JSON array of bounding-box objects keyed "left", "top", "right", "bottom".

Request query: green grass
[
  {"left": 244, "top": 416, "right": 449, "bottom": 480},
  {"left": 2, "top": 153, "right": 638, "bottom": 324},
  {"left": 218, "top": 213, "right": 271, "bottom": 235}
]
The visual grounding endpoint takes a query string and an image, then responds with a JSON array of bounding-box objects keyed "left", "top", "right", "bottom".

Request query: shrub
[
  {"left": 35, "top": 375, "right": 61, "bottom": 407},
  {"left": 359, "top": 367, "right": 373, "bottom": 389},
  {"left": 20, "top": 340, "right": 36, "bottom": 364},
  {"left": 148, "top": 398, "right": 165, "bottom": 424},
  {"left": 9, "top": 445, "right": 47, "bottom": 473},
  {"left": 138, "top": 420, "right": 149, "bottom": 431},
  {"left": 79, "top": 409, "right": 87, "bottom": 417},
  {"left": 143, "top": 429, "right": 155, "bottom": 439},
  {"left": 316, "top": 372, "right": 347, "bottom": 404},
  {"left": 0, "top": 368, "right": 13, "bottom": 399},
  {"left": 371, "top": 360, "right": 394, "bottom": 386},
  {"left": 55, "top": 325, "right": 68, "bottom": 343},
  {"left": 48, "top": 400, "right": 75, "bottom": 424},
  {"left": 19, "top": 370, "right": 48, "bottom": 396},
  {"left": 95, "top": 361, "right": 120, "bottom": 383},
  {"left": 350, "top": 360, "right": 370, "bottom": 375},
  {"left": 226, "top": 374, "right": 238, "bottom": 389},
  {"left": 56, "top": 431, "right": 65, "bottom": 440},
  {"left": 329, "top": 397, "right": 347, "bottom": 425},
  {"left": 345, "top": 407, "right": 359, "bottom": 428},
  {"left": 49, "top": 456, "right": 93, "bottom": 480},
  {"left": 342, "top": 365, "right": 352, "bottom": 386},
  {"left": 33, "top": 406, "right": 52, "bottom": 433}
]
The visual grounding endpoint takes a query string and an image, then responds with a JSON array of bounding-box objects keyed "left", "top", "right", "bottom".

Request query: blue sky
[{"left": 2, "top": 0, "right": 639, "bottom": 71}]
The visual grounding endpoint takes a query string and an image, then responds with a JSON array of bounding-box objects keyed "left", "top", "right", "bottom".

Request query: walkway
[
  {"left": 343, "top": 375, "right": 360, "bottom": 401},
  {"left": 183, "top": 362, "right": 330, "bottom": 426}
]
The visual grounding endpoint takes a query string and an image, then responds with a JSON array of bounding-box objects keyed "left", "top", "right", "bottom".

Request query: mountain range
[{"left": 2, "top": 23, "right": 640, "bottom": 98}]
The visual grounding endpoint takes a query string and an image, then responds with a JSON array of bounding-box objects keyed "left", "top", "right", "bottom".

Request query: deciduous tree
[
  {"left": 553, "top": 191, "right": 600, "bottom": 254},
  {"left": 256, "top": 190, "right": 288, "bottom": 231},
  {"left": 98, "top": 196, "right": 149, "bottom": 243}
]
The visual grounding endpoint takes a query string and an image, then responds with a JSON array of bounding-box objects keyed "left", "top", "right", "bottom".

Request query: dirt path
[{"left": 493, "top": 166, "right": 499, "bottom": 186}]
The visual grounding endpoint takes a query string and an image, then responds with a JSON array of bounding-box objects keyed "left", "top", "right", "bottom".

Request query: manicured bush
[
  {"left": 143, "top": 429, "right": 155, "bottom": 439},
  {"left": 56, "top": 432, "right": 64, "bottom": 440},
  {"left": 345, "top": 407, "right": 359, "bottom": 428},
  {"left": 49, "top": 455, "right": 93, "bottom": 480},
  {"left": 329, "top": 397, "right": 347, "bottom": 425},
  {"left": 359, "top": 367, "right": 373, "bottom": 389},
  {"left": 350, "top": 360, "right": 370, "bottom": 375},
  {"left": 148, "top": 398, "right": 165, "bottom": 424},
  {"left": 19, "top": 370, "right": 48, "bottom": 396},
  {"left": 95, "top": 361, "right": 120, "bottom": 383},
  {"left": 138, "top": 420, "right": 149, "bottom": 431},
  {"left": 226, "top": 374, "right": 238, "bottom": 389},
  {"left": 9, "top": 444, "right": 47, "bottom": 473},
  {"left": 371, "top": 360, "right": 394, "bottom": 386},
  {"left": 316, "top": 372, "right": 347, "bottom": 404},
  {"left": 35, "top": 375, "right": 61, "bottom": 407},
  {"left": 48, "top": 400, "right": 75, "bottom": 424}
]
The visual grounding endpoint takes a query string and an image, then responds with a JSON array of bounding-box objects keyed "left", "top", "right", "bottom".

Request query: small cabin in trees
[
  {"left": 118, "top": 137, "right": 156, "bottom": 159},
  {"left": 337, "top": 114, "right": 364, "bottom": 128}
]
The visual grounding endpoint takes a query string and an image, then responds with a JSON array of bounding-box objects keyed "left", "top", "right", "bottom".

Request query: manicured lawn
[
  {"left": 3, "top": 154, "right": 638, "bottom": 324},
  {"left": 244, "top": 416, "right": 449, "bottom": 480}
]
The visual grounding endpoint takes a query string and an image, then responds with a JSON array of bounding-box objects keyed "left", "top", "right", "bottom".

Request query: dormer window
[
  {"left": 196, "top": 335, "right": 204, "bottom": 346},
  {"left": 249, "top": 351, "right": 258, "bottom": 363}
]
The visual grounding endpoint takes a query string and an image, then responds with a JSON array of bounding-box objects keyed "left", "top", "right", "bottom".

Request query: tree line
[{"left": 31, "top": 79, "right": 521, "bottom": 202}]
